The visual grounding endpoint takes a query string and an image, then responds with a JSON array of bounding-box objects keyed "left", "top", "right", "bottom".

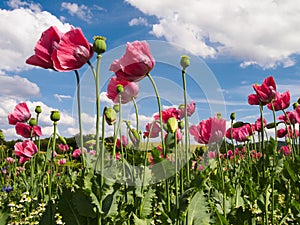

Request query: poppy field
[{"left": 1, "top": 26, "right": 300, "bottom": 225}]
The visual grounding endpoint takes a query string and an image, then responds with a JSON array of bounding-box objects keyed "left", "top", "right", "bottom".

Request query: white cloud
[
  {"left": 54, "top": 94, "right": 72, "bottom": 102},
  {"left": 0, "top": 7, "right": 71, "bottom": 72},
  {"left": 61, "top": 2, "right": 92, "bottom": 23},
  {"left": 129, "top": 17, "right": 149, "bottom": 26},
  {"left": 0, "top": 73, "right": 40, "bottom": 99},
  {"left": 126, "top": 0, "right": 300, "bottom": 68},
  {"left": 7, "top": 0, "right": 42, "bottom": 12}
]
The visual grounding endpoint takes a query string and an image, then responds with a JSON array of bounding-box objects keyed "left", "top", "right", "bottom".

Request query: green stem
[
  {"left": 181, "top": 69, "right": 190, "bottom": 181},
  {"left": 174, "top": 131, "right": 179, "bottom": 224},
  {"left": 95, "top": 56, "right": 102, "bottom": 159},
  {"left": 132, "top": 97, "right": 139, "bottom": 148},
  {"left": 75, "top": 70, "right": 86, "bottom": 168}
]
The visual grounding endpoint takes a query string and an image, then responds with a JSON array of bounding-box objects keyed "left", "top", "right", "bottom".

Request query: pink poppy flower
[
  {"left": 154, "top": 107, "right": 180, "bottom": 123},
  {"left": 58, "top": 144, "right": 69, "bottom": 152},
  {"left": 107, "top": 76, "right": 139, "bottom": 104},
  {"left": 8, "top": 102, "right": 31, "bottom": 125},
  {"left": 14, "top": 140, "right": 38, "bottom": 164},
  {"left": 72, "top": 148, "right": 81, "bottom": 158},
  {"left": 278, "top": 145, "right": 292, "bottom": 156},
  {"left": 143, "top": 121, "right": 160, "bottom": 138},
  {"left": 15, "top": 122, "right": 42, "bottom": 138},
  {"left": 51, "top": 28, "right": 94, "bottom": 71},
  {"left": 226, "top": 124, "right": 253, "bottom": 142},
  {"left": 294, "top": 106, "right": 300, "bottom": 124},
  {"left": 116, "top": 135, "right": 129, "bottom": 148},
  {"left": 109, "top": 41, "right": 155, "bottom": 82},
  {"left": 178, "top": 101, "right": 196, "bottom": 119},
  {"left": 277, "top": 128, "right": 287, "bottom": 138},
  {"left": 278, "top": 111, "right": 297, "bottom": 125},
  {"left": 248, "top": 76, "right": 277, "bottom": 105},
  {"left": 58, "top": 158, "right": 67, "bottom": 165},
  {"left": 267, "top": 91, "right": 290, "bottom": 111},
  {"left": 253, "top": 118, "right": 267, "bottom": 132},
  {"left": 26, "top": 26, "right": 64, "bottom": 70},
  {"left": 189, "top": 117, "right": 226, "bottom": 144}
]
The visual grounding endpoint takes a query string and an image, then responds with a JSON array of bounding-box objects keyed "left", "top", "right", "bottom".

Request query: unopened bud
[
  {"left": 104, "top": 107, "right": 116, "bottom": 125},
  {"left": 50, "top": 110, "right": 60, "bottom": 122},
  {"left": 216, "top": 113, "right": 222, "bottom": 119},
  {"left": 230, "top": 112, "right": 236, "bottom": 121},
  {"left": 293, "top": 102, "right": 299, "bottom": 109},
  {"left": 35, "top": 106, "right": 42, "bottom": 114},
  {"left": 59, "top": 136, "right": 67, "bottom": 145},
  {"left": 266, "top": 122, "right": 277, "bottom": 129},
  {"left": 178, "top": 121, "right": 184, "bottom": 129},
  {"left": 113, "top": 104, "right": 120, "bottom": 113},
  {"left": 180, "top": 55, "right": 190, "bottom": 70},
  {"left": 178, "top": 104, "right": 185, "bottom": 110},
  {"left": 167, "top": 117, "right": 178, "bottom": 133},
  {"left": 232, "top": 121, "right": 244, "bottom": 128},
  {"left": 0, "top": 130, "right": 4, "bottom": 141},
  {"left": 93, "top": 36, "right": 106, "bottom": 54}
]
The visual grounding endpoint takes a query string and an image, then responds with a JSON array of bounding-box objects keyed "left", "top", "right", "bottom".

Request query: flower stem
[
  {"left": 75, "top": 70, "right": 86, "bottom": 168},
  {"left": 181, "top": 69, "right": 190, "bottom": 181}
]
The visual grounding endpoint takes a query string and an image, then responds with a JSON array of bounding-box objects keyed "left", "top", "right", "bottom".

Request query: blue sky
[{"left": 1, "top": 0, "right": 300, "bottom": 140}]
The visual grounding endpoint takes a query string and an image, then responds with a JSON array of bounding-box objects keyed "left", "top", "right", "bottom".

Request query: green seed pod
[
  {"left": 93, "top": 36, "right": 106, "bottom": 54},
  {"left": 50, "top": 110, "right": 60, "bottom": 122},
  {"left": 180, "top": 55, "right": 190, "bottom": 70},
  {"left": 29, "top": 118, "right": 37, "bottom": 126},
  {"left": 116, "top": 84, "right": 124, "bottom": 94},
  {"left": 35, "top": 105, "right": 42, "bottom": 114},
  {"left": 230, "top": 112, "right": 236, "bottom": 121}
]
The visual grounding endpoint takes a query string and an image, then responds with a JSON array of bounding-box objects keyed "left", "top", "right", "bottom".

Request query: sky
[{"left": 1, "top": 0, "right": 300, "bottom": 141}]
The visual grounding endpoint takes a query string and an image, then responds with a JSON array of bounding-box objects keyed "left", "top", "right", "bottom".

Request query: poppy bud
[
  {"left": 266, "top": 122, "right": 277, "bottom": 129},
  {"left": 216, "top": 113, "right": 222, "bottom": 119},
  {"left": 104, "top": 107, "right": 116, "bottom": 125},
  {"left": 50, "top": 110, "right": 60, "bottom": 122},
  {"left": 178, "top": 104, "right": 185, "bottom": 110},
  {"left": 35, "top": 106, "right": 42, "bottom": 114},
  {"left": 178, "top": 121, "right": 184, "bottom": 129},
  {"left": 29, "top": 118, "right": 37, "bottom": 126},
  {"left": 116, "top": 84, "right": 124, "bottom": 94},
  {"left": 180, "top": 55, "right": 190, "bottom": 70},
  {"left": 230, "top": 112, "right": 236, "bottom": 121},
  {"left": 167, "top": 117, "right": 178, "bottom": 133},
  {"left": 59, "top": 135, "right": 67, "bottom": 145},
  {"left": 293, "top": 102, "right": 299, "bottom": 109},
  {"left": 232, "top": 121, "right": 244, "bottom": 128},
  {"left": 93, "top": 36, "right": 106, "bottom": 54}
]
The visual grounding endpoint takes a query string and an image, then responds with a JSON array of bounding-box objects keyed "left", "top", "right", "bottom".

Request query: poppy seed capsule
[
  {"left": 180, "top": 55, "right": 190, "bottom": 70},
  {"left": 29, "top": 118, "right": 37, "bottom": 126},
  {"left": 93, "top": 36, "right": 106, "bottom": 54},
  {"left": 230, "top": 112, "right": 236, "bottom": 121},
  {"left": 35, "top": 106, "right": 42, "bottom": 114},
  {"left": 50, "top": 110, "right": 60, "bottom": 122},
  {"left": 116, "top": 84, "right": 124, "bottom": 94}
]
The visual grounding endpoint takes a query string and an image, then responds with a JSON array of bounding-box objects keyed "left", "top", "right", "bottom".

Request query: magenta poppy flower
[
  {"left": 267, "top": 91, "right": 290, "bottom": 111},
  {"left": 58, "top": 158, "right": 67, "bottom": 165},
  {"left": 226, "top": 124, "right": 253, "bottom": 142},
  {"left": 26, "top": 26, "right": 64, "bottom": 70},
  {"left": 14, "top": 140, "right": 38, "bottom": 164},
  {"left": 51, "top": 28, "right": 94, "bottom": 71},
  {"left": 189, "top": 117, "right": 226, "bottom": 144},
  {"left": 154, "top": 107, "right": 180, "bottom": 123},
  {"left": 249, "top": 76, "right": 277, "bottom": 105},
  {"left": 178, "top": 101, "right": 196, "bottom": 119},
  {"left": 15, "top": 122, "right": 42, "bottom": 138},
  {"left": 278, "top": 146, "right": 292, "bottom": 156},
  {"left": 143, "top": 121, "right": 160, "bottom": 138},
  {"left": 8, "top": 102, "right": 31, "bottom": 125},
  {"left": 109, "top": 41, "right": 155, "bottom": 82},
  {"left": 58, "top": 144, "right": 69, "bottom": 152},
  {"left": 116, "top": 135, "right": 129, "bottom": 148},
  {"left": 107, "top": 76, "right": 139, "bottom": 104},
  {"left": 253, "top": 117, "right": 267, "bottom": 132},
  {"left": 294, "top": 106, "right": 300, "bottom": 124},
  {"left": 278, "top": 111, "right": 297, "bottom": 125},
  {"left": 72, "top": 148, "right": 82, "bottom": 158}
]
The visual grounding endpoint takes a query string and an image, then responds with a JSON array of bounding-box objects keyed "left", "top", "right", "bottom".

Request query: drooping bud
[
  {"left": 116, "top": 84, "right": 124, "bottom": 94},
  {"left": 297, "top": 97, "right": 300, "bottom": 104},
  {"left": 35, "top": 106, "right": 42, "bottom": 114},
  {"left": 266, "top": 122, "right": 277, "bottom": 129},
  {"left": 232, "top": 121, "right": 244, "bottom": 128},
  {"left": 167, "top": 117, "right": 178, "bottom": 133},
  {"left": 59, "top": 135, "right": 67, "bottom": 145},
  {"left": 180, "top": 55, "right": 190, "bottom": 70},
  {"left": 230, "top": 112, "right": 236, "bottom": 121},
  {"left": 93, "top": 36, "right": 107, "bottom": 54},
  {"left": 104, "top": 107, "right": 116, "bottom": 125},
  {"left": 50, "top": 110, "right": 60, "bottom": 122},
  {"left": 29, "top": 118, "right": 37, "bottom": 126}
]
